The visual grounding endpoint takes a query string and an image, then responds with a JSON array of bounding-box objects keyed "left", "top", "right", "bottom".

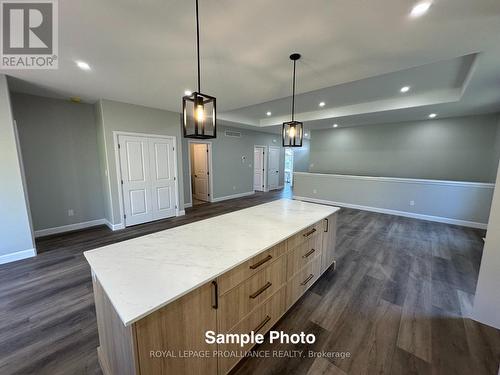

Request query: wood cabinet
[{"left": 93, "top": 213, "right": 337, "bottom": 375}]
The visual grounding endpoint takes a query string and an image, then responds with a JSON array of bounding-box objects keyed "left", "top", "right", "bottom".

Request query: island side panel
[
  {"left": 133, "top": 280, "right": 218, "bottom": 375},
  {"left": 321, "top": 212, "right": 338, "bottom": 274},
  {"left": 93, "top": 274, "right": 139, "bottom": 375}
]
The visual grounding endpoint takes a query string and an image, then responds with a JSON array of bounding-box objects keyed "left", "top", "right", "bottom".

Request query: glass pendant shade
[
  {"left": 282, "top": 120, "right": 303, "bottom": 147},
  {"left": 183, "top": 92, "right": 216, "bottom": 139}
]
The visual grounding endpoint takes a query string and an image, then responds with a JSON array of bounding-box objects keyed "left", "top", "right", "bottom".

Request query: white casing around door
[
  {"left": 192, "top": 143, "right": 209, "bottom": 201},
  {"left": 268, "top": 146, "right": 280, "bottom": 190},
  {"left": 119, "top": 135, "right": 177, "bottom": 227},
  {"left": 253, "top": 147, "right": 265, "bottom": 191}
]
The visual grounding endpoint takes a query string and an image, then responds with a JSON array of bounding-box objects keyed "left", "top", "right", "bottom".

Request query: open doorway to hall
[
  {"left": 284, "top": 148, "right": 294, "bottom": 187},
  {"left": 188, "top": 141, "right": 213, "bottom": 206}
]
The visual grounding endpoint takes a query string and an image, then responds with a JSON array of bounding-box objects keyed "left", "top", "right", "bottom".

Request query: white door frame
[
  {"left": 113, "top": 131, "right": 181, "bottom": 228},
  {"left": 253, "top": 145, "right": 268, "bottom": 192},
  {"left": 187, "top": 139, "right": 214, "bottom": 204},
  {"left": 268, "top": 145, "right": 281, "bottom": 190}
]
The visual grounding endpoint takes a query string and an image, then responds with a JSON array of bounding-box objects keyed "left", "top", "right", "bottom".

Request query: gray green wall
[
  {"left": 0, "top": 75, "right": 34, "bottom": 260},
  {"left": 97, "top": 99, "right": 185, "bottom": 225},
  {"left": 293, "top": 138, "right": 310, "bottom": 173},
  {"left": 12, "top": 93, "right": 104, "bottom": 231},
  {"left": 309, "top": 114, "right": 500, "bottom": 183},
  {"left": 182, "top": 125, "right": 284, "bottom": 204}
]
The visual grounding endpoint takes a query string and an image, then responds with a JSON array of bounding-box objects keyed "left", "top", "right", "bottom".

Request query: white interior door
[
  {"left": 268, "top": 146, "right": 280, "bottom": 190},
  {"left": 149, "top": 138, "right": 176, "bottom": 220},
  {"left": 192, "top": 143, "right": 209, "bottom": 201},
  {"left": 119, "top": 135, "right": 177, "bottom": 227},
  {"left": 254, "top": 147, "right": 265, "bottom": 191},
  {"left": 119, "top": 135, "right": 153, "bottom": 226}
]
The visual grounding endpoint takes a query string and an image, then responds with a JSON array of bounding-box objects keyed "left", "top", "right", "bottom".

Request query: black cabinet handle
[
  {"left": 325, "top": 218, "right": 329, "bottom": 233},
  {"left": 211, "top": 281, "right": 218, "bottom": 309}
]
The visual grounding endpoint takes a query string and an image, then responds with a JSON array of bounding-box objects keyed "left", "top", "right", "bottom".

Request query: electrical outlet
[
  {"left": 313, "top": 189, "right": 317, "bottom": 194},
  {"left": 233, "top": 186, "right": 236, "bottom": 190},
  {"left": 68, "top": 209, "right": 74, "bottom": 216},
  {"left": 409, "top": 200, "right": 415, "bottom": 206}
]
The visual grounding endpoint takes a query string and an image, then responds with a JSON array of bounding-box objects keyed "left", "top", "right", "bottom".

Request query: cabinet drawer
[
  {"left": 286, "top": 256, "right": 321, "bottom": 309},
  {"left": 218, "top": 287, "right": 286, "bottom": 375},
  {"left": 218, "top": 241, "right": 287, "bottom": 296},
  {"left": 218, "top": 255, "right": 286, "bottom": 332},
  {"left": 286, "top": 234, "right": 322, "bottom": 280},
  {"left": 286, "top": 220, "right": 323, "bottom": 250}
]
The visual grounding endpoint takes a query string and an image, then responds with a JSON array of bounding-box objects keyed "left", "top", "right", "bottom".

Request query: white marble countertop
[{"left": 84, "top": 199, "right": 339, "bottom": 326}]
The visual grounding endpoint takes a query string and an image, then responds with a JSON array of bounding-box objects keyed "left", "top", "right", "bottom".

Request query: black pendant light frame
[
  {"left": 282, "top": 53, "right": 303, "bottom": 148},
  {"left": 182, "top": 0, "right": 217, "bottom": 139}
]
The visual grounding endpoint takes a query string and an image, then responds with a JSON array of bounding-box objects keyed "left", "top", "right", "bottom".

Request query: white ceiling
[{"left": 4, "top": 0, "right": 500, "bottom": 133}]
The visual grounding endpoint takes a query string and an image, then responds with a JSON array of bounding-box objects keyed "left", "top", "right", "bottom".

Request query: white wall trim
[
  {"left": 0, "top": 248, "right": 36, "bottom": 265},
  {"left": 184, "top": 202, "right": 193, "bottom": 208},
  {"left": 294, "top": 172, "right": 495, "bottom": 189},
  {"left": 34, "top": 219, "right": 107, "bottom": 237},
  {"left": 177, "top": 210, "right": 186, "bottom": 216},
  {"left": 212, "top": 191, "right": 255, "bottom": 202},
  {"left": 104, "top": 219, "right": 124, "bottom": 231},
  {"left": 293, "top": 195, "right": 488, "bottom": 229}
]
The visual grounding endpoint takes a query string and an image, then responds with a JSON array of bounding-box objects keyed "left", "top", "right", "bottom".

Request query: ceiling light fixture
[
  {"left": 182, "top": 0, "right": 216, "bottom": 139},
  {"left": 429, "top": 113, "right": 437, "bottom": 118},
  {"left": 319, "top": 101, "right": 325, "bottom": 107},
  {"left": 410, "top": 1, "right": 432, "bottom": 18},
  {"left": 400, "top": 86, "right": 410, "bottom": 93},
  {"left": 282, "top": 53, "right": 303, "bottom": 148},
  {"left": 333, "top": 124, "right": 338, "bottom": 128},
  {"left": 266, "top": 111, "right": 272, "bottom": 116},
  {"left": 75, "top": 61, "right": 91, "bottom": 71}
]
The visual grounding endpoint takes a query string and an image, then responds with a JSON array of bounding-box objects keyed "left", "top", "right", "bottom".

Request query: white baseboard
[
  {"left": 177, "top": 210, "right": 186, "bottom": 216},
  {"left": 34, "top": 219, "right": 107, "bottom": 237},
  {"left": 184, "top": 202, "right": 193, "bottom": 208},
  {"left": 212, "top": 191, "right": 255, "bottom": 202},
  {"left": 0, "top": 248, "right": 36, "bottom": 265},
  {"left": 293, "top": 196, "right": 488, "bottom": 229},
  {"left": 104, "top": 220, "right": 125, "bottom": 231}
]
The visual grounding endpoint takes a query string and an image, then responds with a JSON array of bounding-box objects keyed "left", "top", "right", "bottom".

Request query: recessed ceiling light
[
  {"left": 305, "top": 133, "right": 309, "bottom": 137},
  {"left": 333, "top": 124, "right": 338, "bottom": 128},
  {"left": 429, "top": 113, "right": 437, "bottom": 118},
  {"left": 75, "top": 61, "right": 91, "bottom": 71},
  {"left": 410, "top": 1, "right": 432, "bottom": 18},
  {"left": 319, "top": 102, "right": 326, "bottom": 107},
  {"left": 400, "top": 86, "right": 411, "bottom": 93},
  {"left": 184, "top": 90, "right": 192, "bottom": 96},
  {"left": 266, "top": 111, "right": 272, "bottom": 116}
]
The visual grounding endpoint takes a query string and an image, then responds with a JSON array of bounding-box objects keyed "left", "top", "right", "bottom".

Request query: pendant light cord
[
  {"left": 196, "top": 0, "right": 201, "bottom": 93},
  {"left": 291, "top": 59, "right": 296, "bottom": 121}
]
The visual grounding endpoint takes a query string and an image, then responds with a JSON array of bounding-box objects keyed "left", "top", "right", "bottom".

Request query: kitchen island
[{"left": 85, "top": 199, "right": 339, "bottom": 375}]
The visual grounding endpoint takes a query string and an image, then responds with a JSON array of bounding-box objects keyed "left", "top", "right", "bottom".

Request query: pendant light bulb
[
  {"left": 196, "top": 103, "right": 205, "bottom": 122},
  {"left": 288, "top": 126, "right": 296, "bottom": 138}
]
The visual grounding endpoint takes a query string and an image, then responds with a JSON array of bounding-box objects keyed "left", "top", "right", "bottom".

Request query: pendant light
[
  {"left": 282, "top": 53, "right": 303, "bottom": 147},
  {"left": 182, "top": 0, "right": 216, "bottom": 139}
]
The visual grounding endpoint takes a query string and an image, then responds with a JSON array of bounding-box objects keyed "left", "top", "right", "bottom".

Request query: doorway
[
  {"left": 116, "top": 133, "right": 179, "bottom": 227},
  {"left": 284, "top": 148, "right": 294, "bottom": 187},
  {"left": 254, "top": 146, "right": 267, "bottom": 192},
  {"left": 188, "top": 141, "right": 213, "bottom": 205}
]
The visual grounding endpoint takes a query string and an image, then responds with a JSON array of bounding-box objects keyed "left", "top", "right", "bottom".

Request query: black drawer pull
[
  {"left": 300, "top": 274, "right": 314, "bottom": 286},
  {"left": 249, "top": 255, "right": 272, "bottom": 270},
  {"left": 303, "top": 228, "right": 316, "bottom": 237},
  {"left": 302, "top": 248, "right": 316, "bottom": 258},
  {"left": 249, "top": 282, "right": 272, "bottom": 299},
  {"left": 325, "top": 218, "right": 329, "bottom": 232},
  {"left": 211, "top": 281, "right": 218, "bottom": 309},
  {"left": 253, "top": 315, "right": 271, "bottom": 333}
]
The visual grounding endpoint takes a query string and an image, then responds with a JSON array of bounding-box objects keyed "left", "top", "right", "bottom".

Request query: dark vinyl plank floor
[{"left": 1, "top": 187, "right": 499, "bottom": 375}]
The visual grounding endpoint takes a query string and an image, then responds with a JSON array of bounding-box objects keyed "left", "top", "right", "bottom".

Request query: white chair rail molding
[{"left": 293, "top": 172, "right": 495, "bottom": 229}]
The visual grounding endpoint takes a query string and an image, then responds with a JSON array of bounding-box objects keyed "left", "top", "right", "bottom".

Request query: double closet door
[{"left": 118, "top": 135, "right": 177, "bottom": 227}]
